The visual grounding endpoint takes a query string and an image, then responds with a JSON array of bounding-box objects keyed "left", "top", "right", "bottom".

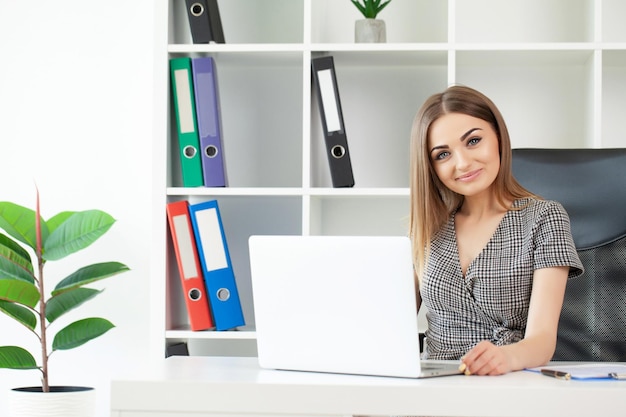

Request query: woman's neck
[{"left": 458, "top": 192, "right": 511, "bottom": 220}]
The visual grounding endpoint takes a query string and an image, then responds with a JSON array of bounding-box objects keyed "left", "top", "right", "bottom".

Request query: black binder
[
  {"left": 311, "top": 56, "right": 355, "bottom": 188},
  {"left": 185, "top": 0, "right": 225, "bottom": 44}
]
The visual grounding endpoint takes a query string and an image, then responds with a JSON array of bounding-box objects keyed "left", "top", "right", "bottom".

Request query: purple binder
[{"left": 191, "top": 56, "right": 227, "bottom": 187}]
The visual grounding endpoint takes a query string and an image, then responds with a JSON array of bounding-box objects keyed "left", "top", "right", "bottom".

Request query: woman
[{"left": 409, "top": 85, "right": 583, "bottom": 376}]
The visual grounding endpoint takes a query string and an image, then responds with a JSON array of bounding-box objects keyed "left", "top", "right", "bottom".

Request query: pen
[
  {"left": 540, "top": 369, "right": 571, "bottom": 380},
  {"left": 609, "top": 373, "right": 626, "bottom": 380}
]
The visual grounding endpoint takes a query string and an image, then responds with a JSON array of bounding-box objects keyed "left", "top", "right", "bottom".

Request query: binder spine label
[
  {"left": 172, "top": 214, "right": 199, "bottom": 279},
  {"left": 317, "top": 69, "right": 342, "bottom": 132},
  {"left": 174, "top": 69, "right": 195, "bottom": 134},
  {"left": 195, "top": 207, "right": 228, "bottom": 271}
]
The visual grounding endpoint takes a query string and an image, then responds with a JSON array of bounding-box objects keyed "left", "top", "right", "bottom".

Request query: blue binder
[
  {"left": 188, "top": 200, "right": 244, "bottom": 330},
  {"left": 191, "top": 57, "right": 227, "bottom": 187}
]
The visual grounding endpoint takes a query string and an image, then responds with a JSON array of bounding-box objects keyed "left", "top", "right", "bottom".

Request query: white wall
[{"left": 0, "top": 1, "right": 154, "bottom": 415}]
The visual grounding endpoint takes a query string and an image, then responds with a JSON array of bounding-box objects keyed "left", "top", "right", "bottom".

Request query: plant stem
[
  {"left": 35, "top": 189, "right": 49, "bottom": 393},
  {"left": 38, "top": 259, "right": 49, "bottom": 392}
]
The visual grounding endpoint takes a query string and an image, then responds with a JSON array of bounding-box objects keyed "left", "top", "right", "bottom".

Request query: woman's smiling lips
[{"left": 456, "top": 169, "right": 482, "bottom": 182}]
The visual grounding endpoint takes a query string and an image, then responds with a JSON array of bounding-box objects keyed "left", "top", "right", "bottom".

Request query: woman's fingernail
[{"left": 458, "top": 363, "right": 466, "bottom": 372}]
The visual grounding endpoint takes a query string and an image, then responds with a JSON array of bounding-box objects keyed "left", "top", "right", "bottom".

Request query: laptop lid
[{"left": 249, "top": 235, "right": 427, "bottom": 378}]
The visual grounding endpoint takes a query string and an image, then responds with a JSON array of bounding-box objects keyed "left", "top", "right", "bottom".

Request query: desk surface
[{"left": 110, "top": 356, "right": 626, "bottom": 417}]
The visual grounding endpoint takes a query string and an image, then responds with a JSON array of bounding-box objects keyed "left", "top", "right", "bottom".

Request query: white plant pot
[
  {"left": 8, "top": 386, "right": 95, "bottom": 417},
  {"left": 355, "top": 18, "right": 386, "bottom": 43}
]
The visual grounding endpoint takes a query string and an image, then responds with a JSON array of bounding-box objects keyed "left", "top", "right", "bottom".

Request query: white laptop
[{"left": 248, "top": 235, "right": 462, "bottom": 379}]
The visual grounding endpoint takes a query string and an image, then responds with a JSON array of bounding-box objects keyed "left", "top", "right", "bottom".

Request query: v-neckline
[{"left": 452, "top": 204, "right": 514, "bottom": 279}]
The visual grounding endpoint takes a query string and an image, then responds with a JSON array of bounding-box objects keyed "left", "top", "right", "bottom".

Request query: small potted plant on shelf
[
  {"left": 0, "top": 190, "right": 130, "bottom": 417},
  {"left": 350, "top": 0, "right": 392, "bottom": 43}
]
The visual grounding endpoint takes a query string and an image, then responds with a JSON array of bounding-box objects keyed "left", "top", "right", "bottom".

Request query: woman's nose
[{"left": 454, "top": 150, "right": 471, "bottom": 170}]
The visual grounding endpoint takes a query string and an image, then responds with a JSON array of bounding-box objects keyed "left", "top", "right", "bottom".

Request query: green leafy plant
[
  {"left": 0, "top": 191, "right": 129, "bottom": 392},
  {"left": 350, "top": 0, "right": 392, "bottom": 19}
]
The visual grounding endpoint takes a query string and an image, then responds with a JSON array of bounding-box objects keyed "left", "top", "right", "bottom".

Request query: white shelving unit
[{"left": 151, "top": 0, "right": 626, "bottom": 359}]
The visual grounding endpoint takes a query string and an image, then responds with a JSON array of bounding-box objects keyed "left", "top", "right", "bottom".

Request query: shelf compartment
[
  {"left": 455, "top": 49, "right": 595, "bottom": 148},
  {"left": 165, "top": 195, "right": 302, "bottom": 334},
  {"left": 311, "top": 0, "right": 447, "bottom": 44},
  {"left": 167, "top": 51, "right": 303, "bottom": 188},
  {"left": 455, "top": 0, "right": 594, "bottom": 44},
  {"left": 308, "top": 195, "right": 409, "bottom": 236},
  {"left": 309, "top": 50, "right": 448, "bottom": 188},
  {"left": 169, "top": 0, "right": 304, "bottom": 44}
]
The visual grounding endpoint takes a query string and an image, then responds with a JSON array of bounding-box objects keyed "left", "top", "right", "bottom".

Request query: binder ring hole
[
  {"left": 188, "top": 288, "right": 202, "bottom": 301},
  {"left": 205, "top": 145, "right": 219, "bottom": 158},
  {"left": 183, "top": 145, "right": 197, "bottom": 159},
  {"left": 331, "top": 145, "right": 346, "bottom": 159},
  {"left": 216, "top": 288, "right": 230, "bottom": 301},
  {"left": 190, "top": 3, "right": 204, "bottom": 16}
]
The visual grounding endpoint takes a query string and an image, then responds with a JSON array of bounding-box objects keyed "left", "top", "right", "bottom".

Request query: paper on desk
[{"left": 528, "top": 363, "right": 626, "bottom": 380}]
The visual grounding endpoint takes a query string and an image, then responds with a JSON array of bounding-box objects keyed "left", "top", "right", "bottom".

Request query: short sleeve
[{"left": 532, "top": 200, "right": 584, "bottom": 279}]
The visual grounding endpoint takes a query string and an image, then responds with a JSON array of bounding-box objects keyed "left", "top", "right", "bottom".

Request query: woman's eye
[
  {"left": 468, "top": 137, "right": 481, "bottom": 146},
  {"left": 435, "top": 151, "right": 450, "bottom": 160}
]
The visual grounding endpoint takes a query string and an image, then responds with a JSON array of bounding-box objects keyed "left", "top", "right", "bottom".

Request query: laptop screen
[{"left": 248, "top": 235, "right": 423, "bottom": 378}]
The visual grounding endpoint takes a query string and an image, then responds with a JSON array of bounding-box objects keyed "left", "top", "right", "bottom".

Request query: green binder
[{"left": 170, "top": 57, "right": 203, "bottom": 187}]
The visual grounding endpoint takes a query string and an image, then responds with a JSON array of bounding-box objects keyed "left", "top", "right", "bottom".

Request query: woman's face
[{"left": 427, "top": 112, "right": 500, "bottom": 199}]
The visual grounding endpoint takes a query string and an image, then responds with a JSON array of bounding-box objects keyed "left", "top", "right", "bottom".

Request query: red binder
[{"left": 166, "top": 200, "right": 214, "bottom": 331}]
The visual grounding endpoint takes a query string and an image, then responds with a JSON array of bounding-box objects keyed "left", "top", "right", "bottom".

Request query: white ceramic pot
[
  {"left": 7, "top": 386, "right": 95, "bottom": 417},
  {"left": 355, "top": 18, "right": 386, "bottom": 43}
]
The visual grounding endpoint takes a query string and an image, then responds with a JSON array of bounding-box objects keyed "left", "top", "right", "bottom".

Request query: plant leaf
[
  {"left": 46, "top": 288, "right": 102, "bottom": 323},
  {"left": 52, "top": 318, "right": 115, "bottom": 351},
  {"left": 0, "top": 279, "right": 40, "bottom": 308},
  {"left": 0, "top": 300, "right": 37, "bottom": 330},
  {"left": 0, "top": 254, "right": 35, "bottom": 284},
  {"left": 52, "top": 261, "right": 130, "bottom": 295},
  {"left": 46, "top": 211, "right": 76, "bottom": 235},
  {"left": 376, "top": 0, "right": 391, "bottom": 16},
  {"left": 43, "top": 210, "right": 115, "bottom": 261},
  {"left": 0, "top": 233, "right": 33, "bottom": 273},
  {"left": 0, "top": 346, "right": 39, "bottom": 370},
  {"left": 0, "top": 202, "right": 48, "bottom": 251},
  {"left": 351, "top": 0, "right": 391, "bottom": 18}
]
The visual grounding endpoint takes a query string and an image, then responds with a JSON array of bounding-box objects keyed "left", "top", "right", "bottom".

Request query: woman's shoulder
[
  {"left": 515, "top": 196, "right": 564, "bottom": 210},
  {"left": 513, "top": 197, "right": 570, "bottom": 222}
]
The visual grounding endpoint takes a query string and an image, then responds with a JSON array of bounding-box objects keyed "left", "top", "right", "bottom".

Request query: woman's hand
[{"left": 459, "top": 341, "right": 513, "bottom": 376}]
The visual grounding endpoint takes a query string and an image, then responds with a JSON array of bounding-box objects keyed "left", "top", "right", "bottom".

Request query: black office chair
[{"left": 512, "top": 148, "right": 626, "bottom": 361}]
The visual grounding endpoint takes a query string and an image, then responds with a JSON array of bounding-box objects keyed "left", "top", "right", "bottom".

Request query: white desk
[{"left": 110, "top": 356, "right": 626, "bottom": 417}]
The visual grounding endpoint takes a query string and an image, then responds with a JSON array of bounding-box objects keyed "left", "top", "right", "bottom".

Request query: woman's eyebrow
[
  {"left": 429, "top": 127, "right": 483, "bottom": 154},
  {"left": 429, "top": 144, "right": 448, "bottom": 154},
  {"left": 460, "top": 127, "right": 482, "bottom": 141}
]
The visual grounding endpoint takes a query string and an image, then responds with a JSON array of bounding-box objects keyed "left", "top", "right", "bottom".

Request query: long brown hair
[{"left": 409, "top": 85, "right": 534, "bottom": 282}]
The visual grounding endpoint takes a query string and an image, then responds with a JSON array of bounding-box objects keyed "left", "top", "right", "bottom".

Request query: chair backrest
[{"left": 512, "top": 148, "right": 626, "bottom": 361}]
